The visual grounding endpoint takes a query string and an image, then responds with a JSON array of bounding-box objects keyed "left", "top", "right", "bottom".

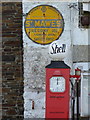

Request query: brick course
[{"left": 2, "top": 2, "right": 24, "bottom": 119}]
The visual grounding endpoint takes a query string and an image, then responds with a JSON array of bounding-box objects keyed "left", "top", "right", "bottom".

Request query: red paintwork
[
  {"left": 70, "top": 75, "right": 80, "bottom": 79},
  {"left": 45, "top": 68, "right": 70, "bottom": 119}
]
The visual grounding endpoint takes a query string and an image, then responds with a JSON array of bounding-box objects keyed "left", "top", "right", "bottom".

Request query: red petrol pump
[
  {"left": 45, "top": 62, "right": 81, "bottom": 119},
  {"left": 70, "top": 68, "right": 81, "bottom": 120},
  {"left": 45, "top": 61, "right": 70, "bottom": 119},
  {"left": 45, "top": 41, "right": 81, "bottom": 119}
]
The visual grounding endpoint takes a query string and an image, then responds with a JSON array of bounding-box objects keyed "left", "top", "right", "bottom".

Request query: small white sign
[
  {"left": 49, "top": 41, "right": 68, "bottom": 60},
  {"left": 83, "top": 3, "right": 90, "bottom": 12}
]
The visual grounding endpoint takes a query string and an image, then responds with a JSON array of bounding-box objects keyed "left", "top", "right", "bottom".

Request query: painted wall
[{"left": 23, "top": 1, "right": 89, "bottom": 118}]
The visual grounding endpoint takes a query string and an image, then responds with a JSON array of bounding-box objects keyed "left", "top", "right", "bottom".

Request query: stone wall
[
  {"left": 0, "top": 2, "right": 2, "bottom": 120},
  {"left": 2, "top": 2, "right": 24, "bottom": 119}
]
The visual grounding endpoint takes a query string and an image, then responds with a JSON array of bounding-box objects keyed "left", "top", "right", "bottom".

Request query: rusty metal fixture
[{"left": 32, "top": 100, "right": 34, "bottom": 110}]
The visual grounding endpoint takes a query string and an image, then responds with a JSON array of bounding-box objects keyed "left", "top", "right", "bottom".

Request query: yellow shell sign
[{"left": 25, "top": 5, "right": 64, "bottom": 45}]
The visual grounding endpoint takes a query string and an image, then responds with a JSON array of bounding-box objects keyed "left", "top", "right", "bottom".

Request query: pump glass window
[{"left": 50, "top": 77, "right": 65, "bottom": 92}]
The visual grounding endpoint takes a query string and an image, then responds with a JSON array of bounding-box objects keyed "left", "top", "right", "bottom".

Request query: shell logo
[{"left": 49, "top": 41, "right": 68, "bottom": 60}]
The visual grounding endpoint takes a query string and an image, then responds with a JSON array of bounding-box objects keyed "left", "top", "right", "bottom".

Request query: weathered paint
[
  {"left": 24, "top": 5, "right": 64, "bottom": 45},
  {"left": 23, "top": 1, "right": 89, "bottom": 118}
]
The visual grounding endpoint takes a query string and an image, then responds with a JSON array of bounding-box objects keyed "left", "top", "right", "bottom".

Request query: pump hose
[{"left": 70, "top": 79, "right": 75, "bottom": 120}]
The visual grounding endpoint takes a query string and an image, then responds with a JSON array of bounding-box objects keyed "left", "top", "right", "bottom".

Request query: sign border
[{"left": 24, "top": 4, "right": 65, "bottom": 45}]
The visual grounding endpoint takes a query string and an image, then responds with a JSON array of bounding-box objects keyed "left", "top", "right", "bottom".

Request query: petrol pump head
[
  {"left": 49, "top": 41, "right": 68, "bottom": 61},
  {"left": 75, "top": 68, "right": 81, "bottom": 76}
]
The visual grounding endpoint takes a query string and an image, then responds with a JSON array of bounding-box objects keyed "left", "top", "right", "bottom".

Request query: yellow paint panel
[{"left": 25, "top": 5, "right": 64, "bottom": 45}]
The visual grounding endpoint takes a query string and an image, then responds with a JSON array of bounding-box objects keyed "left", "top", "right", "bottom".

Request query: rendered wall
[
  {"left": 23, "top": 1, "right": 90, "bottom": 118},
  {"left": 23, "top": 1, "right": 76, "bottom": 118}
]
